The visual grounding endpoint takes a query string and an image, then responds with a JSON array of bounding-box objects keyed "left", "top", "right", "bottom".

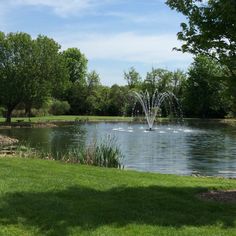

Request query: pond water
[{"left": 1, "top": 121, "right": 236, "bottom": 177}]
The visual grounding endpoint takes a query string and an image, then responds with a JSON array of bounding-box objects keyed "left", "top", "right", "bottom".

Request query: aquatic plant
[
  {"left": 65, "top": 135, "right": 123, "bottom": 168},
  {"left": 3, "top": 134, "right": 123, "bottom": 169}
]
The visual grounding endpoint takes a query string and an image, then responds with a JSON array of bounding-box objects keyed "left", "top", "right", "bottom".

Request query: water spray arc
[{"left": 133, "top": 90, "right": 179, "bottom": 130}]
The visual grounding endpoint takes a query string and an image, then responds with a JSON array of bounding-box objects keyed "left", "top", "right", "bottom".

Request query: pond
[{"left": 1, "top": 121, "right": 236, "bottom": 177}]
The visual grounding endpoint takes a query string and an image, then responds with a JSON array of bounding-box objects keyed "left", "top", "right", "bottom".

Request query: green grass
[
  {"left": 0, "top": 157, "right": 235, "bottom": 235},
  {"left": 1, "top": 115, "right": 235, "bottom": 125},
  {"left": 0, "top": 115, "right": 132, "bottom": 123}
]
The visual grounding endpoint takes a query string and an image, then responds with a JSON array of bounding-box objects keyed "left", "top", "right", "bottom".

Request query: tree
[
  {"left": 62, "top": 48, "right": 87, "bottom": 83},
  {"left": 23, "top": 35, "right": 69, "bottom": 118},
  {"left": 166, "top": 0, "right": 236, "bottom": 112},
  {"left": 166, "top": 0, "right": 236, "bottom": 76},
  {"left": 62, "top": 48, "right": 88, "bottom": 115},
  {"left": 124, "top": 67, "right": 142, "bottom": 89},
  {"left": 0, "top": 32, "right": 33, "bottom": 122},
  {"left": 108, "top": 85, "right": 129, "bottom": 116},
  {"left": 144, "top": 68, "right": 173, "bottom": 94},
  {"left": 171, "top": 69, "right": 187, "bottom": 98},
  {"left": 0, "top": 32, "right": 69, "bottom": 122},
  {"left": 183, "top": 55, "right": 227, "bottom": 118},
  {"left": 65, "top": 82, "right": 87, "bottom": 115},
  {"left": 85, "top": 71, "right": 102, "bottom": 114},
  {"left": 86, "top": 70, "right": 101, "bottom": 91}
]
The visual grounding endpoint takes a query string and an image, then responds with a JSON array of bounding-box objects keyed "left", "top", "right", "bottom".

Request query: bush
[{"left": 49, "top": 100, "right": 70, "bottom": 115}]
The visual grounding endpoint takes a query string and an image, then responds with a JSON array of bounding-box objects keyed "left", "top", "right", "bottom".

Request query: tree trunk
[
  {"left": 5, "top": 108, "right": 13, "bottom": 123},
  {"left": 25, "top": 104, "right": 32, "bottom": 122}
]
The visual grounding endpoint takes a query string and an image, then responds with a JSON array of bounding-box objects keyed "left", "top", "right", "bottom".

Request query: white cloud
[
  {"left": 56, "top": 32, "right": 192, "bottom": 64},
  {"left": 12, "top": 0, "right": 91, "bottom": 16},
  {"left": 105, "top": 11, "right": 178, "bottom": 25},
  {"left": 8, "top": 0, "right": 118, "bottom": 17}
]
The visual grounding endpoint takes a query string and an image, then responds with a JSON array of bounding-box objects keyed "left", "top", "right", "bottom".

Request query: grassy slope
[{"left": 0, "top": 157, "right": 235, "bottom": 236}]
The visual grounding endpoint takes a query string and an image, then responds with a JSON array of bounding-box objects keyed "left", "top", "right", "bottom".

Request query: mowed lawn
[
  {"left": 0, "top": 157, "right": 235, "bottom": 236},
  {"left": 0, "top": 115, "right": 132, "bottom": 123}
]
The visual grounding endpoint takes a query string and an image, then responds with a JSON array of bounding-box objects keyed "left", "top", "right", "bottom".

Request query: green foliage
[
  {"left": 183, "top": 55, "right": 228, "bottom": 118},
  {"left": 32, "top": 135, "right": 123, "bottom": 168},
  {"left": 166, "top": 0, "right": 236, "bottom": 113},
  {"left": 86, "top": 70, "right": 101, "bottom": 89},
  {"left": 85, "top": 71, "right": 103, "bottom": 114},
  {"left": 24, "top": 35, "right": 69, "bottom": 116},
  {"left": 124, "top": 67, "right": 142, "bottom": 89},
  {"left": 1, "top": 29, "right": 235, "bottom": 119},
  {"left": 62, "top": 48, "right": 88, "bottom": 83},
  {"left": 0, "top": 32, "right": 69, "bottom": 122},
  {"left": 143, "top": 68, "right": 186, "bottom": 97},
  {"left": 166, "top": 0, "right": 236, "bottom": 75},
  {"left": 0, "top": 32, "right": 32, "bottom": 122},
  {"left": 144, "top": 68, "right": 172, "bottom": 93},
  {"left": 107, "top": 85, "right": 130, "bottom": 116},
  {"left": 65, "top": 82, "right": 87, "bottom": 114},
  {"left": 49, "top": 100, "right": 70, "bottom": 115},
  {"left": 66, "top": 135, "right": 123, "bottom": 168},
  {"left": 92, "top": 135, "right": 123, "bottom": 168}
]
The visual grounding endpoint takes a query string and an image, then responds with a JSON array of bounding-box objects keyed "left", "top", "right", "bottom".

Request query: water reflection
[
  {"left": 184, "top": 122, "right": 236, "bottom": 177},
  {"left": 0, "top": 125, "right": 87, "bottom": 158},
  {"left": 0, "top": 121, "right": 236, "bottom": 177}
]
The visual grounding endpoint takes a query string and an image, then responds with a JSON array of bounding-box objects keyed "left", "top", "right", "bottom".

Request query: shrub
[{"left": 49, "top": 100, "right": 70, "bottom": 115}]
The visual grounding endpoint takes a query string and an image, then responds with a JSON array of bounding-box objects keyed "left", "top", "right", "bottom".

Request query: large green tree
[
  {"left": 23, "top": 35, "right": 69, "bottom": 117},
  {"left": 124, "top": 67, "right": 142, "bottom": 89},
  {"left": 62, "top": 48, "right": 87, "bottom": 83},
  {"left": 166, "top": 0, "right": 236, "bottom": 112},
  {"left": 62, "top": 48, "right": 88, "bottom": 114},
  {"left": 166, "top": 0, "right": 236, "bottom": 75},
  {"left": 0, "top": 32, "right": 69, "bottom": 122},
  {"left": 85, "top": 70, "right": 102, "bottom": 114},
  {"left": 0, "top": 32, "right": 32, "bottom": 122},
  {"left": 143, "top": 68, "right": 186, "bottom": 95},
  {"left": 107, "top": 85, "right": 129, "bottom": 116},
  {"left": 183, "top": 55, "right": 227, "bottom": 118}
]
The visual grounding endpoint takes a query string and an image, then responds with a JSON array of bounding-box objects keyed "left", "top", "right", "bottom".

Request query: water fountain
[{"left": 133, "top": 90, "right": 180, "bottom": 131}]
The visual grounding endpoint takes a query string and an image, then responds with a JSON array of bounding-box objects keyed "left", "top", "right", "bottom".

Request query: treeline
[{"left": 0, "top": 32, "right": 235, "bottom": 122}]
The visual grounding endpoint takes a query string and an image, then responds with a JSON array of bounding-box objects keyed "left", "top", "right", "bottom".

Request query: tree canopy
[
  {"left": 166, "top": 0, "right": 236, "bottom": 77},
  {"left": 0, "top": 32, "right": 68, "bottom": 122},
  {"left": 0, "top": 30, "right": 235, "bottom": 120},
  {"left": 124, "top": 67, "right": 142, "bottom": 89},
  {"left": 166, "top": 0, "right": 236, "bottom": 114},
  {"left": 183, "top": 55, "right": 227, "bottom": 117},
  {"left": 62, "top": 48, "right": 87, "bottom": 84}
]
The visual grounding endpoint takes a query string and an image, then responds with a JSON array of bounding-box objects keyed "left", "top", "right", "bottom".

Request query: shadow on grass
[{"left": 0, "top": 185, "right": 235, "bottom": 235}]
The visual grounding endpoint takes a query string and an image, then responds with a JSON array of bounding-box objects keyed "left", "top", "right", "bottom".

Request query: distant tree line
[{"left": 1, "top": 1, "right": 235, "bottom": 122}]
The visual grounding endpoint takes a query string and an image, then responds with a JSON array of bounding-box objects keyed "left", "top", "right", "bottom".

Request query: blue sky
[{"left": 0, "top": 0, "right": 193, "bottom": 85}]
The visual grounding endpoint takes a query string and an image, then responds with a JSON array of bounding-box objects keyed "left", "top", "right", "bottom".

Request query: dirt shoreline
[{"left": 0, "top": 135, "right": 19, "bottom": 146}]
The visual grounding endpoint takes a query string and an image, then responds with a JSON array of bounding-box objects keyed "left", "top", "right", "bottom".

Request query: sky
[{"left": 0, "top": 0, "right": 193, "bottom": 86}]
